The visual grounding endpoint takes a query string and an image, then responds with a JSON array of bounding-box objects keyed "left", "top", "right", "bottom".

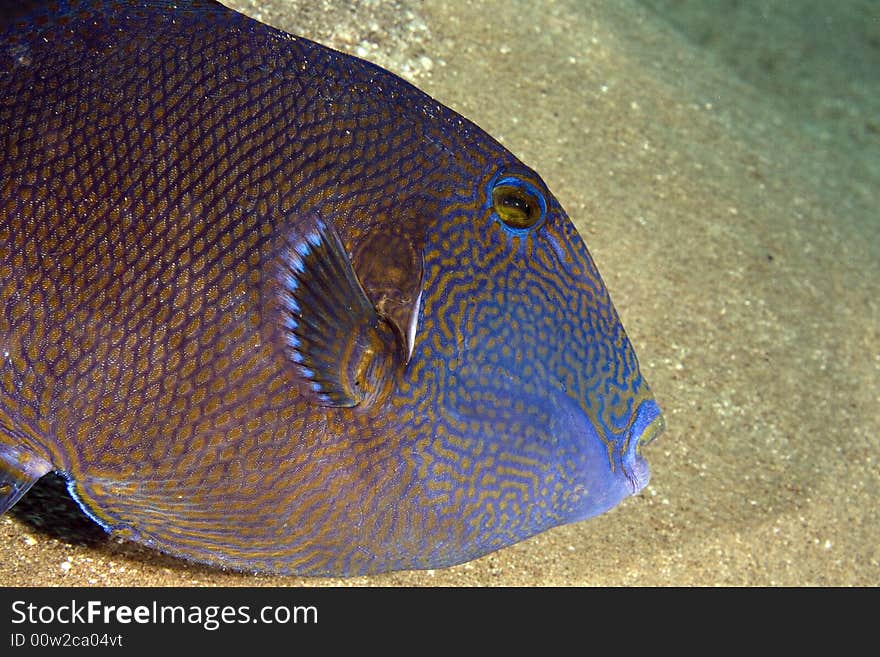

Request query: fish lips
[
  {"left": 625, "top": 398, "right": 665, "bottom": 491},
  {"left": 556, "top": 396, "right": 664, "bottom": 524}
]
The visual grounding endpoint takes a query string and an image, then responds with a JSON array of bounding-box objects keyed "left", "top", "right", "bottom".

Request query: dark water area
[
  {"left": 638, "top": 0, "right": 880, "bottom": 232},
  {"left": 638, "top": 1, "right": 880, "bottom": 139}
]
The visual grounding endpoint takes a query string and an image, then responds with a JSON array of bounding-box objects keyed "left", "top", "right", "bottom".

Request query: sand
[{"left": 1, "top": 0, "right": 877, "bottom": 586}]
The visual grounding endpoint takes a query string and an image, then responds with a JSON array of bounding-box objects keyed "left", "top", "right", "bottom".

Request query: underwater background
[{"left": 2, "top": 0, "right": 877, "bottom": 585}]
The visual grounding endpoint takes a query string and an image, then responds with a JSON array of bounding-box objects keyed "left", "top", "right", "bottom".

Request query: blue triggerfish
[{"left": 0, "top": 0, "right": 664, "bottom": 575}]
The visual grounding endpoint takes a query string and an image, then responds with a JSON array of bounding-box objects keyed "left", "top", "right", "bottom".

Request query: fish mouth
[
  {"left": 551, "top": 393, "right": 665, "bottom": 523},
  {"left": 624, "top": 400, "right": 665, "bottom": 493}
]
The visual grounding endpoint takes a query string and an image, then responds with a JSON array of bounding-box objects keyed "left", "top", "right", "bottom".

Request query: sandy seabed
[{"left": 2, "top": 0, "right": 877, "bottom": 586}]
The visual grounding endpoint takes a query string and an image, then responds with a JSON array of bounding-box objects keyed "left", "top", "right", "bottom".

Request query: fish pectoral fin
[
  {"left": 272, "top": 214, "right": 403, "bottom": 408},
  {"left": 351, "top": 228, "right": 425, "bottom": 363},
  {"left": 0, "top": 444, "right": 52, "bottom": 514}
]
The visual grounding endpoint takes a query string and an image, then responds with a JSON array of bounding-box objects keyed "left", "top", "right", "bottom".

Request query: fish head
[
  {"left": 258, "top": 58, "right": 665, "bottom": 566},
  {"left": 404, "top": 151, "right": 665, "bottom": 541},
  {"left": 268, "top": 127, "right": 665, "bottom": 564}
]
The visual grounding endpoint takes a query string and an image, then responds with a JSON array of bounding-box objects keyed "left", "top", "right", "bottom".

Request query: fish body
[{"left": 0, "top": 0, "right": 663, "bottom": 575}]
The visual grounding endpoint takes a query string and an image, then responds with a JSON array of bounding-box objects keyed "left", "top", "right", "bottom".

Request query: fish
[{"left": 0, "top": 0, "right": 664, "bottom": 575}]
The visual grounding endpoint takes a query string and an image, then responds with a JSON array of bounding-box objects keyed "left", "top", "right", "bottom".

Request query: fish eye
[{"left": 490, "top": 176, "right": 546, "bottom": 231}]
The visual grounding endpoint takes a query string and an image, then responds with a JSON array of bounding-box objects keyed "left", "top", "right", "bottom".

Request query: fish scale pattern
[{"left": 0, "top": 0, "right": 661, "bottom": 575}]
